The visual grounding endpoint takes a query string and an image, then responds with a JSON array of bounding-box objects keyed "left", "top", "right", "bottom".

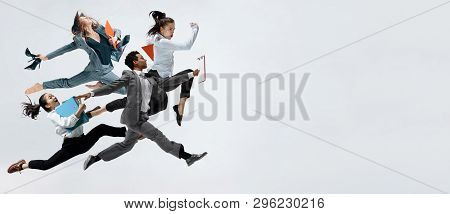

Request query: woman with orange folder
[
  {"left": 145, "top": 11, "right": 199, "bottom": 126},
  {"left": 24, "top": 12, "right": 130, "bottom": 95},
  {"left": 6, "top": 94, "right": 126, "bottom": 173}
]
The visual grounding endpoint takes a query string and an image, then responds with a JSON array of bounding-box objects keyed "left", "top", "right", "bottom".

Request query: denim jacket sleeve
[
  {"left": 114, "top": 28, "right": 121, "bottom": 39},
  {"left": 46, "top": 40, "right": 78, "bottom": 60}
]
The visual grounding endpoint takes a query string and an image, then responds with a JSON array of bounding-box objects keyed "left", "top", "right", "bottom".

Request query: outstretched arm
[
  {"left": 45, "top": 41, "right": 78, "bottom": 60},
  {"left": 154, "top": 23, "right": 199, "bottom": 51},
  {"left": 76, "top": 71, "right": 130, "bottom": 100},
  {"left": 92, "top": 74, "right": 129, "bottom": 97}
]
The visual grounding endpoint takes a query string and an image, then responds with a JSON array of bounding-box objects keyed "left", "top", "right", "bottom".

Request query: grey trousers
[
  {"left": 98, "top": 113, "right": 182, "bottom": 161},
  {"left": 43, "top": 63, "right": 126, "bottom": 95}
]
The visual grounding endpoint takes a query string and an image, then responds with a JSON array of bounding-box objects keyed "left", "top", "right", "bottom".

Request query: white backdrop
[{"left": 1, "top": 0, "right": 450, "bottom": 193}]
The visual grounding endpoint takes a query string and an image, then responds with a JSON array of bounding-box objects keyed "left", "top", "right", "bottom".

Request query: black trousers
[
  {"left": 28, "top": 124, "right": 126, "bottom": 171},
  {"left": 105, "top": 69, "right": 194, "bottom": 115},
  {"left": 172, "top": 69, "right": 194, "bottom": 99},
  {"left": 146, "top": 69, "right": 194, "bottom": 98}
]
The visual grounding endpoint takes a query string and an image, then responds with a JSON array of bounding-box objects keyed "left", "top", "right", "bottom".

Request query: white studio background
[{"left": 1, "top": 0, "right": 450, "bottom": 193}]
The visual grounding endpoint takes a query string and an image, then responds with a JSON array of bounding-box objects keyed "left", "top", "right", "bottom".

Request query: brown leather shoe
[{"left": 7, "top": 159, "right": 26, "bottom": 174}]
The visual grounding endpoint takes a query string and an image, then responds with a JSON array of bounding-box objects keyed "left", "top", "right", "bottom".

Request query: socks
[
  {"left": 21, "top": 163, "right": 29, "bottom": 170},
  {"left": 178, "top": 145, "right": 192, "bottom": 160},
  {"left": 179, "top": 151, "right": 192, "bottom": 160}
]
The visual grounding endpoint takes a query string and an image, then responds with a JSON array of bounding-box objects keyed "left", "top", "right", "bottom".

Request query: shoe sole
[{"left": 83, "top": 156, "right": 93, "bottom": 170}]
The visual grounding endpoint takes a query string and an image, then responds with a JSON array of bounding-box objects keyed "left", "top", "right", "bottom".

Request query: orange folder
[
  {"left": 142, "top": 44, "right": 154, "bottom": 61},
  {"left": 105, "top": 20, "right": 117, "bottom": 49}
]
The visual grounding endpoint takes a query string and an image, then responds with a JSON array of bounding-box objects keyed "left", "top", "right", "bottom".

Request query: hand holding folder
[
  {"left": 55, "top": 97, "right": 89, "bottom": 132},
  {"left": 105, "top": 20, "right": 117, "bottom": 49}
]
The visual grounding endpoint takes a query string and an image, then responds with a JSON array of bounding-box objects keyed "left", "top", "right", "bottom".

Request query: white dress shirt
[
  {"left": 47, "top": 110, "right": 82, "bottom": 138},
  {"left": 134, "top": 70, "right": 153, "bottom": 112},
  {"left": 146, "top": 25, "right": 199, "bottom": 78}
]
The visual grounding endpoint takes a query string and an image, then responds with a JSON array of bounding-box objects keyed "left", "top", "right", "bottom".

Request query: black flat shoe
[
  {"left": 24, "top": 48, "right": 42, "bottom": 70},
  {"left": 186, "top": 152, "right": 208, "bottom": 166},
  {"left": 173, "top": 105, "right": 183, "bottom": 126}
]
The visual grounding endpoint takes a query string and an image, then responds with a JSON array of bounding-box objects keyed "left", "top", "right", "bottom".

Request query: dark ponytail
[
  {"left": 22, "top": 94, "right": 51, "bottom": 120},
  {"left": 147, "top": 11, "right": 174, "bottom": 36}
]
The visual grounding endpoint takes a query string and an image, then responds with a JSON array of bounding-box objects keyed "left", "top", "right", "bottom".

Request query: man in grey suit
[{"left": 77, "top": 51, "right": 207, "bottom": 170}]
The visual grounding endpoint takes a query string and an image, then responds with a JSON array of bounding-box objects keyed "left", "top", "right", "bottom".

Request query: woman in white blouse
[
  {"left": 7, "top": 93, "right": 126, "bottom": 173},
  {"left": 146, "top": 11, "right": 199, "bottom": 126}
]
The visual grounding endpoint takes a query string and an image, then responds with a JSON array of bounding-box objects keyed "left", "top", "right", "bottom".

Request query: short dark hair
[{"left": 124, "top": 51, "right": 140, "bottom": 70}]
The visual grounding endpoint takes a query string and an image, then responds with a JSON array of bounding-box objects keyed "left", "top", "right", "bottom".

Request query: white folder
[{"left": 197, "top": 55, "right": 206, "bottom": 83}]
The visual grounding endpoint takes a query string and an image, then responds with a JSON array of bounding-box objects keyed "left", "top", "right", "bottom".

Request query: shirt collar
[{"left": 133, "top": 69, "right": 144, "bottom": 76}]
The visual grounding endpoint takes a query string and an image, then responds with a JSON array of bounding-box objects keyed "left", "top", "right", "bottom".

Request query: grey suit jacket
[
  {"left": 46, "top": 25, "right": 125, "bottom": 70},
  {"left": 92, "top": 70, "right": 154, "bottom": 126}
]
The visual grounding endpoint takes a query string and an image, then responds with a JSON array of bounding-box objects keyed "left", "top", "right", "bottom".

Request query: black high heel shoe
[
  {"left": 24, "top": 48, "right": 42, "bottom": 70},
  {"left": 173, "top": 105, "right": 183, "bottom": 126},
  {"left": 25, "top": 48, "right": 37, "bottom": 58},
  {"left": 25, "top": 58, "right": 42, "bottom": 70}
]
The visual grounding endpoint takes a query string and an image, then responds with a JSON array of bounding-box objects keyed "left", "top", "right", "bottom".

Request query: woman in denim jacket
[{"left": 25, "top": 12, "right": 130, "bottom": 95}]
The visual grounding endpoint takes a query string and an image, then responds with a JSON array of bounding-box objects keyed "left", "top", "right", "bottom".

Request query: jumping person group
[{"left": 7, "top": 11, "right": 207, "bottom": 174}]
